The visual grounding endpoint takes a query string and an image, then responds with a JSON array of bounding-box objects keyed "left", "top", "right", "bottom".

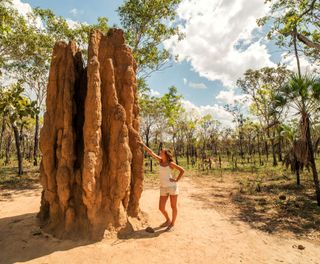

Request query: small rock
[
  {"left": 32, "top": 231, "right": 42, "bottom": 236},
  {"left": 145, "top": 227, "right": 155, "bottom": 233},
  {"left": 298, "top": 245, "right": 305, "bottom": 250}
]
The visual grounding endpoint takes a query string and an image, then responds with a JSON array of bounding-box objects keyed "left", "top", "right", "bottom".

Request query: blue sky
[
  {"left": 20, "top": 1, "right": 237, "bottom": 100},
  {"left": 25, "top": 0, "right": 227, "bottom": 106},
  {"left": 15, "top": 0, "right": 314, "bottom": 126}
]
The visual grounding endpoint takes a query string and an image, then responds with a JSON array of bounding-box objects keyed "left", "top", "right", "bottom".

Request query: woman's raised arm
[{"left": 139, "top": 142, "right": 162, "bottom": 162}]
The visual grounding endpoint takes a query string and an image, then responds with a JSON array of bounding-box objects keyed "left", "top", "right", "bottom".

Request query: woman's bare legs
[
  {"left": 159, "top": 195, "right": 171, "bottom": 225},
  {"left": 169, "top": 195, "right": 178, "bottom": 226}
]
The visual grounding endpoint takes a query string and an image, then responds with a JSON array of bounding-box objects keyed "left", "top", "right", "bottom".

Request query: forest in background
[{"left": 1, "top": 0, "right": 320, "bottom": 211}]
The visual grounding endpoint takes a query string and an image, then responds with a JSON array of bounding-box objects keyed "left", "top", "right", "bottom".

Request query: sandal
[
  {"left": 159, "top": 221, "right": 171, "bottom": 228},
  {"left": 165, "top": 224, "right": 175, "bottom": 232}
]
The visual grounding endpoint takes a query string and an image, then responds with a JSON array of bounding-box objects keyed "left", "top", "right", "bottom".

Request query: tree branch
[{"left": 296, "top": 32, "right": 320, "bottom": 50}]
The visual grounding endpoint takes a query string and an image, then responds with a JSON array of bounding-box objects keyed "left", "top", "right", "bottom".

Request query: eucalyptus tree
[
  {"left": 7, "top": 5, "right": 109, "bottom": 166},
  {"left": 0, "top": 83, "right": 38, "bottom": 174},
  {"left": 259, "top": 0, "right": 320, "bottom": 64},
  {"left": 0, "top": 0, "right": 38, "bottom": 71},
  {"left": 224, "top": 102, "right": 247, "bottom": 159},
  {"left": 139, "top": 92, "right": 164, "bottom": 171},
  {"left": 276, "top": 73, "right": 320, "bottom": 205},
  {"left": 118, "top": 0, "right": 183, "bottom": 78},
  {"left": 160, "top": 86, "right": 183, "bottom": 163},
  {"left": 237, "top": 66, "right": 291, "bottom": 166}
]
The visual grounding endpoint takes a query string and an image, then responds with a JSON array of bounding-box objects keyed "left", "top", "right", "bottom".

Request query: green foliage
[
  {"left": 118, "top": 0, "right": 183, "bottom": 77},
  {"left": 237, "top": 66, "right": 291, "bottom": 126},
  {"left": 0, "top": 83, "right": 38, "bottom": 126},
  {"left": 0, "top": 0, "right": 38, "bottom": 70},
  {"left": 276, "top": 73, "right": 320, "bottom": 114},
  {"left": 259, "top": 0, "right": 320, "bottom": 60},
  {"left": 160, "top": 86, "right": 183, "bottom": 127}
]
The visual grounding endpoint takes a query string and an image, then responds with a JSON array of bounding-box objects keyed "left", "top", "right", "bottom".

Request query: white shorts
[{"left": 160, "top": 185, "right": 179, "bottom": 196}]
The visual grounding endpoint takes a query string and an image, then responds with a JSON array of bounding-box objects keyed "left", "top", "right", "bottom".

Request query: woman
[{"left": 140, "top": 142, "right": 185, "bottom": 232}]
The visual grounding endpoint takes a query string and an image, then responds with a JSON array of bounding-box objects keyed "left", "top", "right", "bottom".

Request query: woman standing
[{"left": 140, "top": 142, "right": 185, "bottom": 232}]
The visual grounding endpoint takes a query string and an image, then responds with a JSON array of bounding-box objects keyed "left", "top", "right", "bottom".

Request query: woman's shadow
[{"left": 116, "top": 226, "right": 168, "bottom": 241}]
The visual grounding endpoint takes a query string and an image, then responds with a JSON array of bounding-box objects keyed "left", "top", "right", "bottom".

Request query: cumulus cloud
[
  {"left": 281, "top": 54, "right": 320, "bottom": 74},
  {"left": 10, "top": 0, "right": 85, "bottom": 30},
  {"left": 183, "top": 78, "right": 207, "bottom": 89},
  {"left": 165, "top": 0, "right": 274, "bottom": 87},
  {"left": 11, "top": 0, "right": 32, "bottom": 16},
  {"left": 216, "top": 89, "right": 247, "bottom": 105},
  {"left": 181, "top": 99, "right": 234, "bottom": 127}
]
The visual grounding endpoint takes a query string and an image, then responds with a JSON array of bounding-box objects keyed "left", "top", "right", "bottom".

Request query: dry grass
[{"left": 189, "top": 168, "right": 320, "bottom": 242}]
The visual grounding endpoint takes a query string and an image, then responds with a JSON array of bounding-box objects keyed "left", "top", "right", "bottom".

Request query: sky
[{"left": 10, "top": 0, "right": 318, "bottom": 127}]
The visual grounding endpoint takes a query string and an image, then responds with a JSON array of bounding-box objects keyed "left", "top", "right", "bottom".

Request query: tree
[
  {"left": 140, "top": 92, "right": 163, "bottom": 171},
  {"left": 225, "top": 102, "right": 247, "bottom": 160},
  {"left": 280, "top": 122, "right": 303, "bottom": 185},
  {"left": 276, "top": 73, "right": 320, "bottom": 205},
  {"left": 259, "top": 0, "right": 320, "bottom": 62},
  {"left": 237, "top": 66, "right": 291, "bottom": 166},
  {"left": 117, "top": 0, "right": 183, "bottom": 78},
  {"left": 160, "top": 86, "right": 183, "bottom": 163},
  {"left": 0, "top": 0, "right": 38, "bottom": 71},
  {"left": 6, "top": 4, "right": 110, "bottom": 166},
  {"left": 0, "top": 83, "right": 38, "bottom": 174}
]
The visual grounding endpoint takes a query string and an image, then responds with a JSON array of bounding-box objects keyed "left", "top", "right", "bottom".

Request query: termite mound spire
[{"left": 38, "top": 28, "right": 144, "bottom": 240}]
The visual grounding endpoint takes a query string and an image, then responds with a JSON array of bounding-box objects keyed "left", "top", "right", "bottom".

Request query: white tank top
[{"left": 159, "top": 165, "right": 175, "bottom": 187}]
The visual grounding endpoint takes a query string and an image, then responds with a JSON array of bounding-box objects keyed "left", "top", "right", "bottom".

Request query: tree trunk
[
  {"left": 5, "top": 134, "right": 12, "bottom": 165},
  {"left": 186, "top": 143, "right": 190, "bottom": 165},
  {"left": 293, "top": 28, "right": 301, "bottom": 77},
  {"left": 33, "top": 114, "right": 40, "bottom": 166},
  {"left": 149, "top": 157, "right": 153, "bottom": 172},
  {"left": 277, "top": 131, "right": 283, "bottom": 162},
  {"left": 271, "top": 130, "right": 277, "bottom": 166},
  {"left": 0, "top": 116, "right": 6, "bottom": 156},
  {"left": 12, "top": 123, "right": 23, "bottom": 175},
  {"left": 38, "top": 29, "right": 145, "bottom": 240},
  {"left": 264, "top": 140, "right": 269, "bottom": 161},
  {"left": 305, "top": 115, "right": 320, "bottom": 205}
]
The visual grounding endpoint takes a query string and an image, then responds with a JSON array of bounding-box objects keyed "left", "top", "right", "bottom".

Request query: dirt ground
[{"left": 1, "top": 176, "right": 320, "bottom": 264}]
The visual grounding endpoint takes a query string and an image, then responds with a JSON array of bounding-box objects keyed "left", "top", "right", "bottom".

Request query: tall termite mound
[{"left": 38, "top": 29, "right": 144, "bottom": 240}]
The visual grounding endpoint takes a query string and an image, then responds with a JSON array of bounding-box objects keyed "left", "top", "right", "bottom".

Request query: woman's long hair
[{"left": 162, "top": 148, "right": 173, "bottom": 163}]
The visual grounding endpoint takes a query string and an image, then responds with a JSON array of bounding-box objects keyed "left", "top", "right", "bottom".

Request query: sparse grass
[
  {"left": 1, "top": 154, "right": 320, "bottom": 241},
  {"left": 0, "top": 160, "right": 40, "bottom": 201},
  {"left": 188, "top": 159, "right": 320, "bottom": 241}
]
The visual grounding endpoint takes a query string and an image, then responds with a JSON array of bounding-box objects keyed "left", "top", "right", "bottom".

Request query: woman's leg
[
  {"left": 159, "top": 195, "right": 170, "bottom": 223},
  {"left": 169, "top": 195, "right": 178, "bottom": 226}
]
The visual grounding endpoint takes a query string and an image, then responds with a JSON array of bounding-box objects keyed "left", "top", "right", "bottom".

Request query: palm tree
[
  {"left": 276, "top": 73, "right": 320, "bottom": 205},
  {"left": 280, "top": 123, "right": 302, "bottom": 186}
]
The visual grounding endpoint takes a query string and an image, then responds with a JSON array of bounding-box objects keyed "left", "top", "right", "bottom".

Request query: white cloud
[
  {"left": 66, "top": 18, "right": 82, "bottom": 29},
  {"left": 216, "top": 89, "right": 247, "bottom": 105},
  {"left": 281, "top": 54, "right": 320, "bottom": 74},
  {"left": 181, "top": 99, "right": 234, "bottom": 127},
  {"left": 165, "top": 0, "right": 274, "bottom": 87},
  {"left": 10, "top": 0, "right": 85, "bottom": 30},
  {"left": 10, "top": 0, "right": 43, "bottom": 28},
  {"left": 150, "top": 89, "right": 161, "bottom": 97},
  {"left": 183, "top": 78, "right": 207, "bottom": 89},
  {"left": 69, "top": 8, "right": 84, "bottom": 17},
  {"left": 188, "top": 81, "right": 207, "bottom": 89},
  {"left": 11, "top": 0, "right": 32, "bottom": 16}
]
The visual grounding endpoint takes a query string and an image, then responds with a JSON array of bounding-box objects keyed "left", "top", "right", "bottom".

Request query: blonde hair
[{"left": 162, "top": 148, "right": 173, "bottom": 163}]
